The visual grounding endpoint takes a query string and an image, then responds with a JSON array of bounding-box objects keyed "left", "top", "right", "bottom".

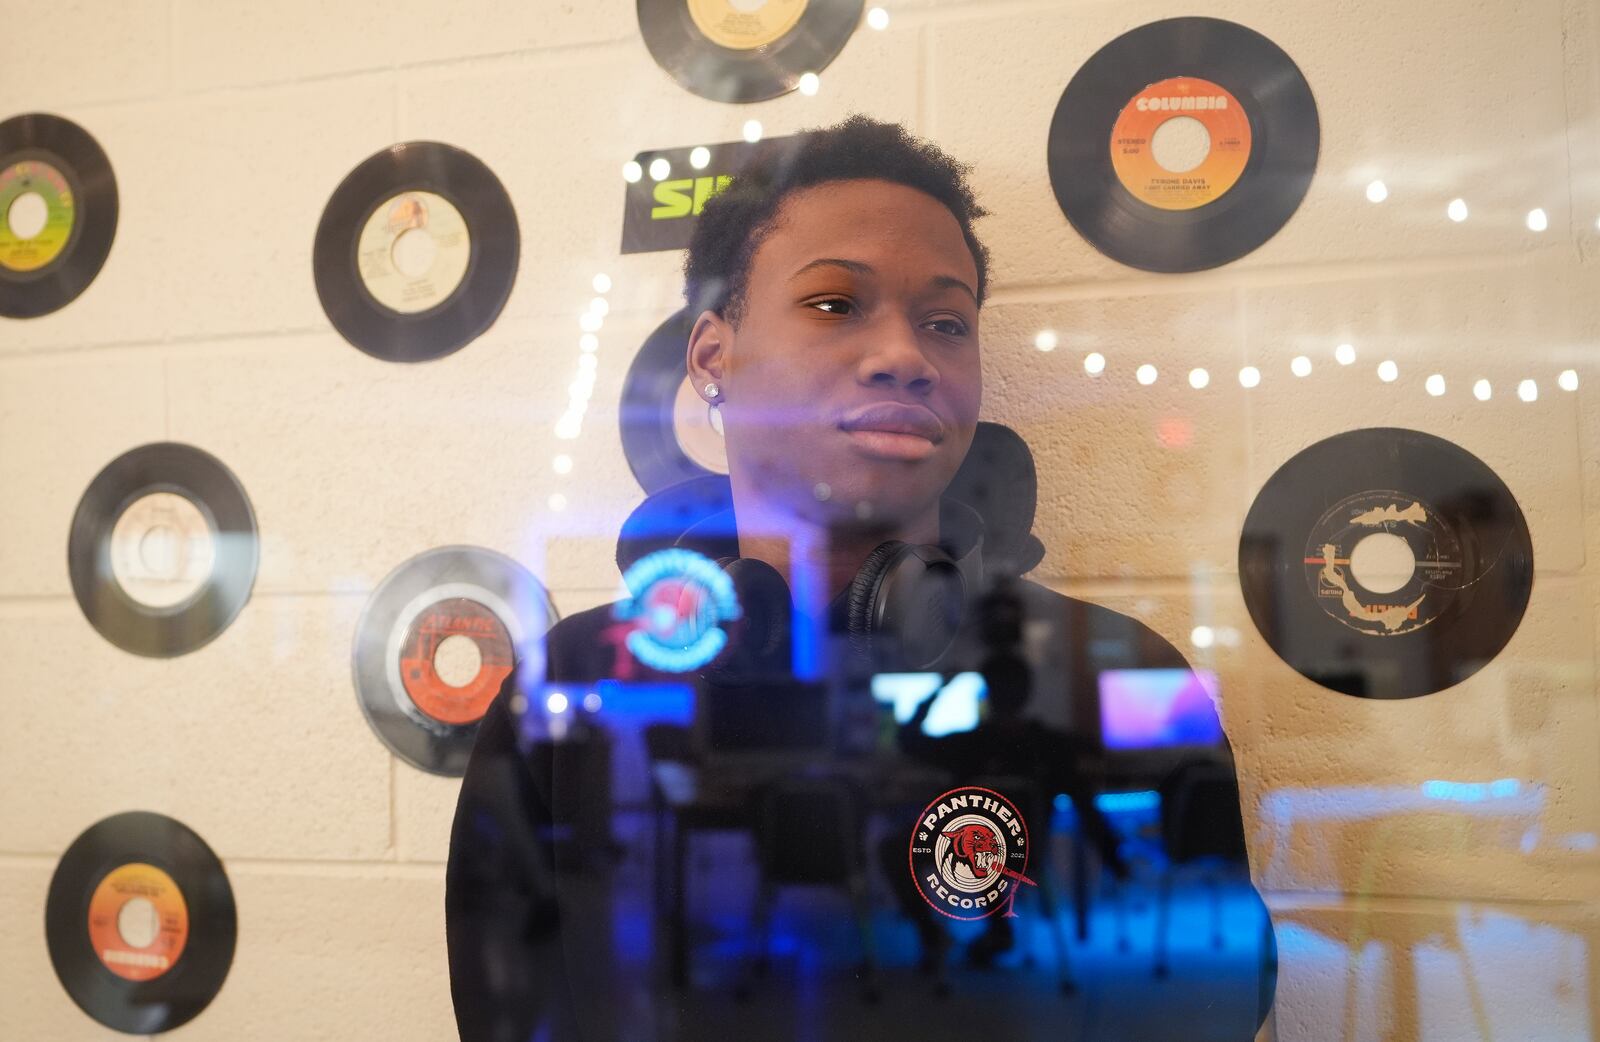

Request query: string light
[
  {"left": 1034, "top": 329, "right": 1058, "bottom": 352},
  {"left": 1526, "top": 208, "right": 1548, "bottom": 232},
  {"left": 1335, "top": 343, "right": 1356, "bottom": 365},
  {"left": 1083, "top": 352, "right": 1106, "bottom": 376},
  {"left": 1558, "top": 369, "right": 1579, "bottom": 392},
  {"left": 1290, "top": 355, "right": 1312, "bottom": 377},
  {"left": 798, "top": 72, "right": 820, "bottom": 96},
  {"left": 1447, "top": 198, "right": 1469, "bottom": 222},
  {"left": 1517, "top": 378, "right": 1538, "bottom": 402},
  {"left": 648, "top": 157, "right": 671, "bottom": 181},
  {"left": 622, "top": 160, "right": 642, "bottom": 183},
  {"left": 1239, "top": 366, "right": 1261, "bottom": 388},
  {"left": 1135, "top": 363, "right": 1158, "bottom": 385},
  {"left": 1473, "top": 378, "right": 1492, "bottom": 401},
  {"left": 1425, "top": 374, "right": 1446, "bottom": 397},
  {"left": 1377, "top": 360, "right": 1398, "bottom": 383},
  {"left": 688, "top": 147, "right": 711, "bottom": 170},
  {"left": 1365, "top": 180, "right": 1388, "bottom": 203},
  {"left": 867, "top": 6, "right": 889, "bottom": 29},
  {"left": 1188, "top": 368, "right": 1210, "bottom": 389}
]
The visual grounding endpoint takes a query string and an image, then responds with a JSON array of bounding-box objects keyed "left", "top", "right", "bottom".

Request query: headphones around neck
[{"left": 711, "top": 522, "right": 985, "bottom": 677}]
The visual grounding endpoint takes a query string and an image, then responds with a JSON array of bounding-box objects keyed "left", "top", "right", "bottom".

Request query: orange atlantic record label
[
  {"left": 1110, "top": 76, "right": 1251, "bottom": 211},
  {"left": 400, "top": 598, "right": 515, "bottom": 725},
  {"left": 86, "top": 862, "right": 189, "bottom": 982}
]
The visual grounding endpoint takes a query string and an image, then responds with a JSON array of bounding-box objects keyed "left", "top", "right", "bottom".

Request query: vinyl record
[
  {"left": 313, "top": 141, "right": 518, "bottom": 362},
  {"left": 46, "top": 812, "right": 236, "bottom": 1034},
  {"left": 0, "top": 113, "right": 118, "bottom": 318},
  {"left": 620, "top": 308, "right": 730, "bottom": 494},
  {"left": 638, "top": 0, "right": 864, "bottom": 103},
  {"left": 1239, "top": 428, "right": 1534, "bottom": 699},
  {"left": 354, "top": 546, "right": 558, "bottom": 775},
  {"left": 1047, "top": 17, "right": 1319, "bottom": 272},
  {"left": 68, "top": 443, "right": 258, "bottom": 658}
]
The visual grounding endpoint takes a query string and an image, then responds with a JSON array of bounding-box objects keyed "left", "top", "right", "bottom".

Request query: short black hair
[{"left": 682, "top": 114, "right": 991, "bottom": 326}]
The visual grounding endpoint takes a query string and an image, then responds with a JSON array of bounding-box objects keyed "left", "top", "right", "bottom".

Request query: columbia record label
[
  {"left": 353, "top": 546, "right": 558, "bottom": 774},
  {"left": 1239, "top": 428, "right": 1533, "bottom": 699},
  {"left": 314, "top": 142, "right": 518, "bottom": 362},
  {"left": 0, "top": 113, "right": 118, "bottom": 317},
  {"left": 1048, "top": 17, "right": 1319, "bottom": 272},
  {"left": 68, "top": 443, "right": 258, "bottom": 657},
  {"left": 638, "top": 0, "right": 864, "bottom": 103},
  {"left": 46, "top": 812, "right": 236, "bottom": 1034}
]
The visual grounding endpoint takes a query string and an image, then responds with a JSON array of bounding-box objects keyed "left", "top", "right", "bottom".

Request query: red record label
[{"left": 399, "top": 597, "right": 514, "bottom": 725}]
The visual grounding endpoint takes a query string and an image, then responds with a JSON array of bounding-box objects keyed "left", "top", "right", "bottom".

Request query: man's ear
[{"left": 686, "top": 309, "right": 731, "bottom": 393}]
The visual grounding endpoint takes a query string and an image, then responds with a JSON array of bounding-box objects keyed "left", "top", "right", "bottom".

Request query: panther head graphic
[{"left": 941, "top": 822, "right": 1001, "bottom": 879}]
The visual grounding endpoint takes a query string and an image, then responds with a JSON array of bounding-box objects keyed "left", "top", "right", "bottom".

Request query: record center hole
[
  {"left": 1349, "top": 532, "right": 1416, "bottom": 595},
  {"left": 433, "top": 634, "right": 483, "bottom": 687},
  {"left": 6, "top": 191, "right": 48, "bottom": 240},
  {"left": 138, "top": 525, "right": 182, "bottom": 578},
  {"left": 117, "top": 896, "right": 160, "bottom": 949},
  {"left": 1151, "top": 115, "right": 1212, "bottom": 174},
  {"left": 390, "top": 227, "right": 437, "bottom": 279}
]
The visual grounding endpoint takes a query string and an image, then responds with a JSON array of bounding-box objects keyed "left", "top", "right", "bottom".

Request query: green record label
[{"left": 0, "top": 159, "right": 75, "bottom": 272}]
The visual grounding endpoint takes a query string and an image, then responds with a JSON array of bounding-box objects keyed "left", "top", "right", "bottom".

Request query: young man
[{"left": 447, "top": 115, "right": 1272, "bottom": 1041}]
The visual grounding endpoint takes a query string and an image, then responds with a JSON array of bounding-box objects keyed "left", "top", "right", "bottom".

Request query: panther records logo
[{"left": 908, "top": 785, "right": 1037, "bottom": 920}]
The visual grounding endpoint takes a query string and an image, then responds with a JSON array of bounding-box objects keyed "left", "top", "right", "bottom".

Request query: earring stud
[{"left": 704, "top": 382, "right": 720, "bottom": 400}]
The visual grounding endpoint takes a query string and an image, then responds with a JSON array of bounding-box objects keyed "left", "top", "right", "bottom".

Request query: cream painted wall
[{"left": 1, "top": 0, "right": 1597, "bottom": 1039}]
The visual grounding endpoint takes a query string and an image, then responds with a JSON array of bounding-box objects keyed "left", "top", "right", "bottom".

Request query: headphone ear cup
[
  {"left": 849, "top": 541, "right": 967, "bottom": 670},
  {"left": 713, "top": 557, "right": 792, "bottom": 676},
  {"left": 846, "top": 541, "right": 912, "bottom": 654}
]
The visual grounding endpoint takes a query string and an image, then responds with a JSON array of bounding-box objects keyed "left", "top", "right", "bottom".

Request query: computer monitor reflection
[
  {"left": 871, "top": 671, "right": 987, "bottom": 736},
  {"left": 1097, "top": 668, "right": 1224, "bottom": 752}
]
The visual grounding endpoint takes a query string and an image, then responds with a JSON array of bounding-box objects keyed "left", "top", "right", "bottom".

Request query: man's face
[{"left": 706, "top": 178, "right": 982, "bottom": 530}]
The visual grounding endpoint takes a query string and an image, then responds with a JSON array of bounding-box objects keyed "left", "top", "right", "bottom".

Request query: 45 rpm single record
[
  {"left": 1048, "top": 17, "right": 1319, "bottom": 272},
  {"left": 639, "top": 0, "right": 864, "bottom": 103},
  {"left": 0, "top": 113, "right": 118, "bottom": 318},
  {"left": 1239, "top": 428, "right": 1534, "bottom": 699},
  {"left": 46, "top": 812, "right": 236, "bottom": 1034},
  {"left": 620, "top": 308, "right": 729, "bottom": 494},
  {"left": 354, "top": 546, "right": 558, "bottom": 775},
  {"left": 313, "top": 142, "right": 518, "bottom": 362},
  {"left": 68, "top": 443, "right": 258, "bottom": 658}
]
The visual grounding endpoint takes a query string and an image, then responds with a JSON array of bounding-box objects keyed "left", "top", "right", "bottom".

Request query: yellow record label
[
  {"left": 687, "top": 0, "right": 809, "bottom": 50},
  {"left": 0, "top": 160, "right": 75, "bottom": 272},
  {"left": 357, "top": 191, "right": 471, "bottom": 315}
]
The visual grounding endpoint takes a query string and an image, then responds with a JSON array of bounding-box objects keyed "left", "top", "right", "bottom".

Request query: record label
[
  {"left": 621, "top": 309, "right": 731, "bottom": 493},
  {"left": 399, "top": 597, "right": 515, "bottom": 725},
  {"left": 355, "top": 546, "right": 557, "bottom": 774},
  {"left": 1110, "top": 76, "right": 1250, "bottom": 211},
  {"left": 313, "top": 142, "right": 518, "bottom": 362},
  {"left": 69, "top": 443, "right": 258, "bottom": 658},
  {"left": 86, "top": 863, "right": 189, "bottom": 983},
  {"left": 356, "top": 190, "right": 471, "bottom": 315},
  {"left": 0, "top": 159, "right": 74, "bottom": 271},
  {"left": 638, "top": 0, "right": 862, "bottom": 103},
  {"left": 1047, "top": 17, "right": 1319, "bottom": 272},
  {"left": 108, "top": 491, "right": 216, "bottom": 609},
  {"left": 687, "top": 0, "right": 809, "bottom": 49},
  {"left": 1302, "top": 490, "right": 1464, "bottom": 637},
  {"left": 1239, "top": 427, "right": 1533, "bottom": 699},
  {"left": 0, "top": 113, "right": 117, "bottom": 317},
  {"left": 47, "top": 812, "right": 236, "bottom": 1034}
]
